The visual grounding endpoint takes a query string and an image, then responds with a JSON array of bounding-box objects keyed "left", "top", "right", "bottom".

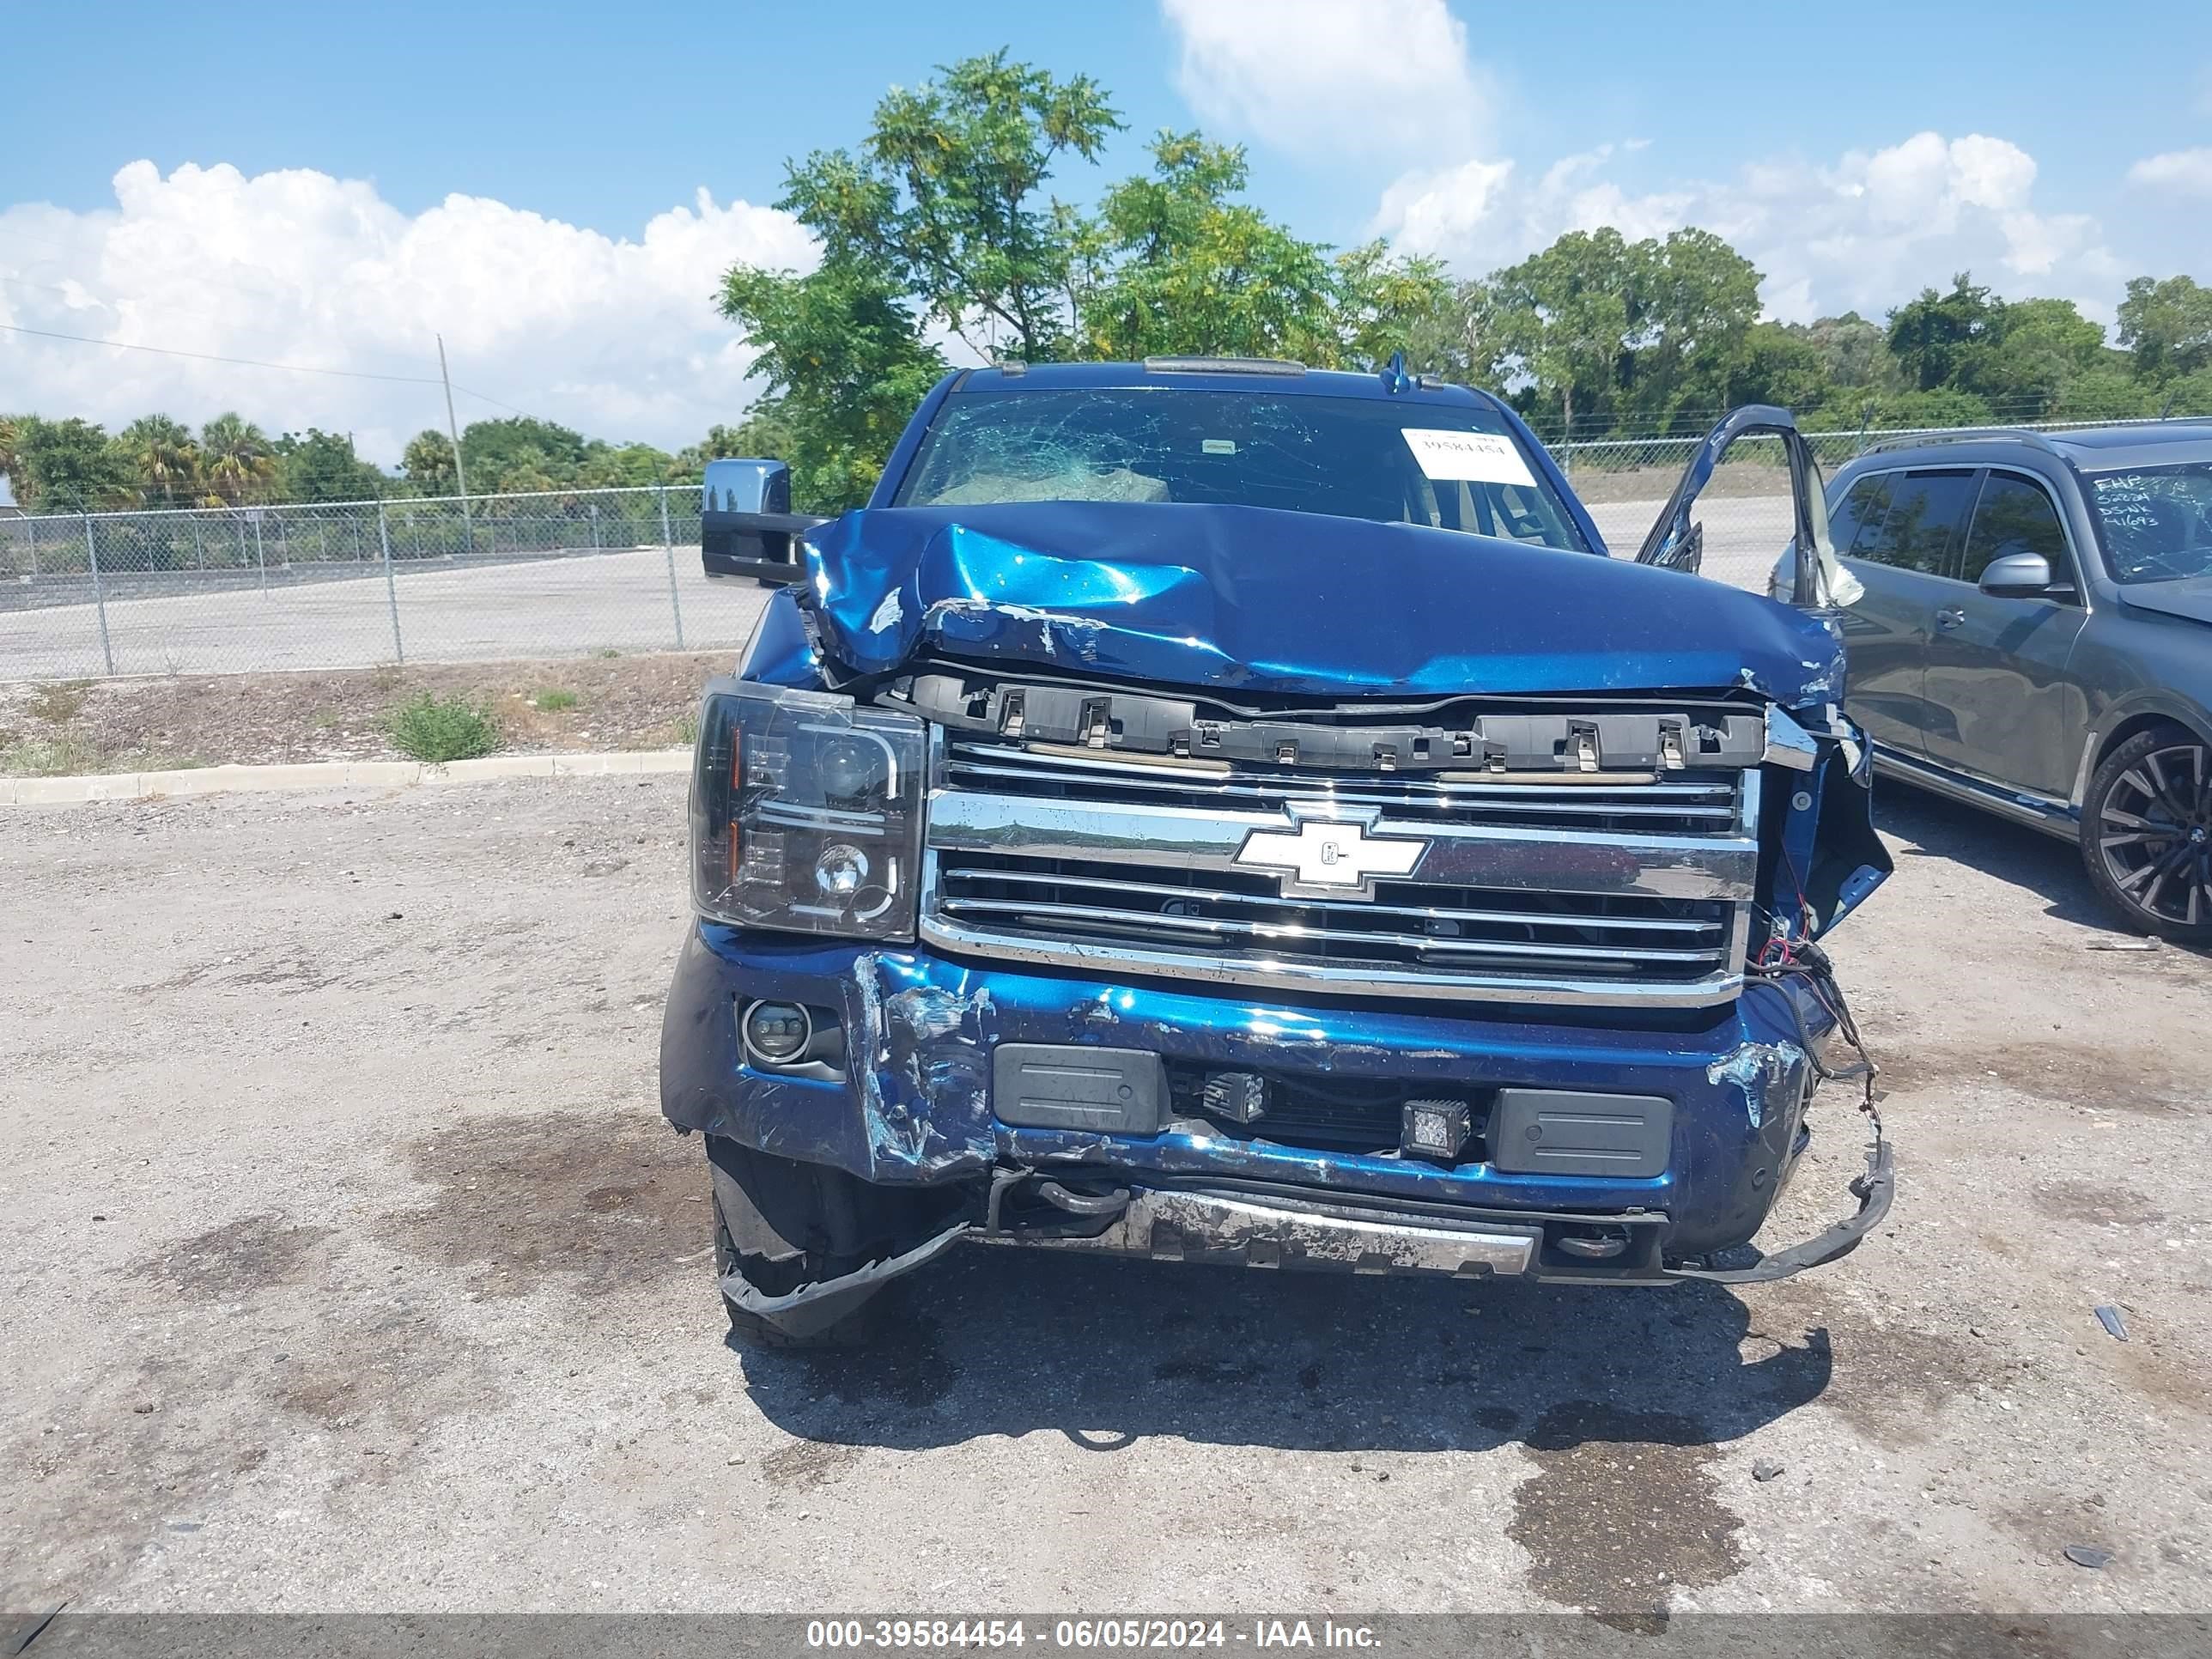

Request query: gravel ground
[{"left": 3, "top": 775, "right": 2208, "bottom": 1618}]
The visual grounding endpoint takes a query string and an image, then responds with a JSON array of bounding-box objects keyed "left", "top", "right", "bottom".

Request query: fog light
[
  {"left": 741, "top": 1000, "right": 811, "bottom": 1066},
  {"left": 1202, "top": 1071, "right": 1268, "bottom": 1124},
  {"left": 1402, "top": 1097, "right": 1471, "bottom": 1162}
]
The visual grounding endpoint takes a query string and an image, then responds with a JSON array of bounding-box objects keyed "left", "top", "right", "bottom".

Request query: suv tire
[{"left": 2081, "top": 726, "right": 2212, "bottom": 944}]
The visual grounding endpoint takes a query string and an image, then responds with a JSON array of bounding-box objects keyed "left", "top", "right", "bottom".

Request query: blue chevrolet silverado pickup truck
[{"left": 662, "top": 356, "right": 1896, "bottom": 1346}]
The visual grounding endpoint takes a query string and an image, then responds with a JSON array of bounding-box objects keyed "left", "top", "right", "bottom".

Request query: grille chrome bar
[
  {"left": 919, "top": 905, "right": 1745, "bottom": 1008},
  {"left": 933, "top": 896, "right": 1717, "bottom": 965},
  {"left": 920, "top": 726, "right": 1759, "bottom": 1008},
  {"left": 928, "top": 788, "right": 1758, "bottom": 902},
  {"left": 944, "top": 740, "right": 1741, "bottom": 823},
  {"left": 935, "top": 866, "right": 1728, "bottom": 934}
]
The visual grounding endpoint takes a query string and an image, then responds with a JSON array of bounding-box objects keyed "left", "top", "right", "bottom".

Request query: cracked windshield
[
  {"left": 2087, "top": 462, "right": 2212, "bottom": 583},
  {"left": 895, "top": 386, "right": 1589, "bottom": 550}
]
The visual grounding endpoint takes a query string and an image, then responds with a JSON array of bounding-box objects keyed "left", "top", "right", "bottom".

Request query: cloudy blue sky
[{"left": 3, "top": 0, "right": 2209, "bottom": 465}]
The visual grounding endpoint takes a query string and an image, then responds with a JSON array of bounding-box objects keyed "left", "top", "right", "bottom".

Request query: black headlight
[{"left": 688, "top": 679, "right": 926, "bottom": 941}]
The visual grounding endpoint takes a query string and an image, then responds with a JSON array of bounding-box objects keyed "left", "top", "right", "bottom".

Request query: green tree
[
  {"left": 15, "top": 416, "right": 135, "bottom": 511},
  {"left": 575, "top": 441, "right": 682, "bottom": 490},
  {"left": 1887, "top": 275, "right": 2003, "bottom": 392},
  {"left": 1620, "top": 228, "right": 1764, "bottom": 425},
  {"left": 1326, "top": 243, "right": 1456, "bottom": 371},
  {"left": 115, "top": 415, "right": 203, "bottom": 506},
  {"left": 676, "top": 411, "right": 799, "bottom": 473},
  {"left": 1393, "top": 280, "right": 1484, "bottom": 385},
  {"left": 2160, "top": 365, "right": 2212, "bottom": 419},
  {"left": 716, "top": 259, "right": 948, "bottom": 513},
  {"left": 1792, "top": 313, "right": 1897, "bottom": 391},
  {"left": 1724, "top": 322, "right": 1831, "bottom": 413},
  {"left": 273, "top": 428, "right": 386, "bottom": 503},
  {"left": 1471, "top": 229, "right": 1636, "bottom": 438},
  {"left": 1072, "top": 132, "right": 1340, "bottom": 362},
  {"left": 2, "top": 413, "right": 33, "bottom": 503},
  {"left": 198, "top": 412, "right": 278, "bottom": 504},
  {"left": 2050, "top": 368, "right": 2156, "bottom": 422},
  {"left": 401, "top": 430, "right": 458, "bottom": 493},
  {"left": 1969, "top": 297, "right": 2110, "bottom": 419},
  {"left": 1859, "top": 386, "right": 1999, "bottom": 430},
  {"left": 2117, "top": 275, "right": 2212, "bottom": 381},
  {"left": 779, "top": 51, "right": 1121, "bottom": 361},
  {"left": 456, "top": 416, "right": 590, "bottom": 493}
]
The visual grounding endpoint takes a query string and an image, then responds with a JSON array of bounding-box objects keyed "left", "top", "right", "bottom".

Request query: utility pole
[{"left": 437, "top": 333, "right": 475, "bottom": 555}]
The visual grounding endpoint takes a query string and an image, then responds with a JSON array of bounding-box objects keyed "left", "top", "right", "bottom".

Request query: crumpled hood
[{"left": 803, "top": 501, "right": 1844, "bottom": 703}]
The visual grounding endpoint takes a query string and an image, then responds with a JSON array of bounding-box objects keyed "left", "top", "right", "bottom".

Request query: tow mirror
[
  {"left": 700, "top": 459, "right": 825, "bottom": 584},
  {"left": 1978, "top": 552, "right": 2054, "bottom": 599},
  {"left": 1634, "top": 405, "right": 1863, "bottom": 610}
]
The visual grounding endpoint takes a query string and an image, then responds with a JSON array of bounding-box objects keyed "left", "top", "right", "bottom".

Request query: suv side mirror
[
  {"left": 701, "top": 459, "right": 823, "bottom": 583},
  {"left": 1978, "top": 552, "right": 2053, "bottom": 599}
]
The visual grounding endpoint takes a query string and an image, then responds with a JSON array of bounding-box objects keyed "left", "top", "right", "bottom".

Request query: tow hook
[{"left": 1037, "top": 1181, "right": 1133, "bottom": 1218}]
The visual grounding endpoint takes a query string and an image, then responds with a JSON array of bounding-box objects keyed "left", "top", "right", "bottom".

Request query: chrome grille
[
  {"left": 943, "top": 738, "right": 1744, "bottom": 836},
  {"left": 921, "top": 731, "right": 1759, "bottom": 1007}
]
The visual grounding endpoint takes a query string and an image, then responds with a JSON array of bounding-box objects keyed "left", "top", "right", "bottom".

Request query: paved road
[
  {"left": 4, "top": 775, "right": 2207, "bottom": 1616},
  {"left": 0, "top": 548, "right": 776, "bottom": 681},
  {"left": 1585, "top": 495, "right": 1790, "bottom": 591},
  {"left": 3, "top": 500, "right": 1796, "bottom": 683}
]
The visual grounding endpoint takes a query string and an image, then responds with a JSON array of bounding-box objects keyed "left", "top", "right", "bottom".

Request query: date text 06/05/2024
[{"left": 803, "top": 1620, "right": 1382, "bottom": 1650}]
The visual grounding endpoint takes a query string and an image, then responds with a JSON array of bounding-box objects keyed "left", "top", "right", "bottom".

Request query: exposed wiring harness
[{"left": 1747, "top": 938, "right": 1883, "bottom": 1146}]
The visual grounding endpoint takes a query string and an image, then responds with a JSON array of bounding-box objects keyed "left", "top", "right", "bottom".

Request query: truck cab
[{"left": 661, "top": 357, "right": 1893, "bottom": 1346}]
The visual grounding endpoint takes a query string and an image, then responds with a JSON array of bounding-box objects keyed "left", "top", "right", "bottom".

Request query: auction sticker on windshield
[{"left": 1401, "top": 428, "right": 1537, "bottom": 488}]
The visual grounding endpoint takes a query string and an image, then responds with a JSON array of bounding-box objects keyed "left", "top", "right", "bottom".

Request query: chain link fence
[
  {"left": 0, "top": 416, "right": 2190, "bottom": 683},
  {"left": 0, "top": 484, "right": 765, "bottom": 681}
]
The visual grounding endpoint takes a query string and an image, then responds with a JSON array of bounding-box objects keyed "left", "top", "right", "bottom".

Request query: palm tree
[
  {"left": 0, "top": 414, "right": 26, "bottom": 503},
  {"left": 118, "top": 414, "right": 203, "bottom": 506},
  {"left": 199, "top": 411, "right": 277, "bottom": 505}
]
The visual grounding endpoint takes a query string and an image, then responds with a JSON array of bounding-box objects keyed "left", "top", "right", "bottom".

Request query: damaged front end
[{"left": 662, "top": 408, "right": 1895, "bottom": 1342}]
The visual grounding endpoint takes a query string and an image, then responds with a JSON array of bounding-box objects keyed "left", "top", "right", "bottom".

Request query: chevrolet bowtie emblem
[{"left": 1232, "top": 813, "right": 1428, "bottom": 898}]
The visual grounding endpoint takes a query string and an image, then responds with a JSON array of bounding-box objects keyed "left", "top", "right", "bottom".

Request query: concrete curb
[{"left": 0, "top": 749, "right": 692, "bottom": 806}]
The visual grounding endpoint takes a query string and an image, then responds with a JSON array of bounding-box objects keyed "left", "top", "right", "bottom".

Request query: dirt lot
[
  {"left": 0, "top": 653, "right": 732, "bottom": 775},
  {"left": 3, "top": 776, "right": 2209, "bottom": 1617}
]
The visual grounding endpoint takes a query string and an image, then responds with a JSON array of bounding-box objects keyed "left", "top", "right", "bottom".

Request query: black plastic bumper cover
[{"left": 1664, "top": 1137, "right": 1895, "bottom": 1285}]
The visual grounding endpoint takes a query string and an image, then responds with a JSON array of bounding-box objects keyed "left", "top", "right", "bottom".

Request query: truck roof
[{"left": 951, "top": 358, "right": 1501, "bottom": 409}]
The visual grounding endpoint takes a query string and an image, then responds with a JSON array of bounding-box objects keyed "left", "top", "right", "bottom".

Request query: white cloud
[
  {"left": 1373, "top": 131, "right": 2125, "bottom": 323},
  {"left": 0, "top": 161, "right": 814, "bottom": 465},
  {"left": 1160, "top": 0, "right": 1493, "bottom": 161},
  {"left": 2127, "top": 147, "right": 2212, "bottom": 198}
]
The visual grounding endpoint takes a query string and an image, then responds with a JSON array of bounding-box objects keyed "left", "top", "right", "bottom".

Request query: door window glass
[
  {"left": 1858, "top": 470, "right": 1977, "bottom": 574},
  {"left": 1960, "top": 473, "right": 2071, "bottom": 586},
  {"left": 1832, "top": 473, "right": 1893, "bottom": 558}
]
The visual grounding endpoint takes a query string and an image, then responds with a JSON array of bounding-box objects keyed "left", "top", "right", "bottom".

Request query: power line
[
  {"left": 0, "top": 321, "right": 451, "bottom": 386},
  {"left": 0, "top": 319, "right": 549, "bottom": 421},
  {"left": 0, "top": 275, "right": 451, "bottom": 375}
]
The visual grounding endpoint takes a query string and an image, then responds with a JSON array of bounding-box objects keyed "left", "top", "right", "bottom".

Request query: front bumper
[{"left": 662, "top": 922, "right": 1889, "bottom": 1283}]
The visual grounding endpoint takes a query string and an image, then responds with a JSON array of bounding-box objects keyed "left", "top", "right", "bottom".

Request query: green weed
[
  {"left": 383, "top": 693, "right": 503, "bottom": 764},
  {"left": 1, "top": 732, "right": 106, "bottom": 776}
]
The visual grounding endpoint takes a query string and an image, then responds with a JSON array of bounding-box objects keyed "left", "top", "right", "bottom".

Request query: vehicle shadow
[
  {"left": 1875, "top": 779, "right": 2123, "bottom": 933},
  {"left": 733, "top": 1246, "right": 1828, "bottom": 1456}
]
